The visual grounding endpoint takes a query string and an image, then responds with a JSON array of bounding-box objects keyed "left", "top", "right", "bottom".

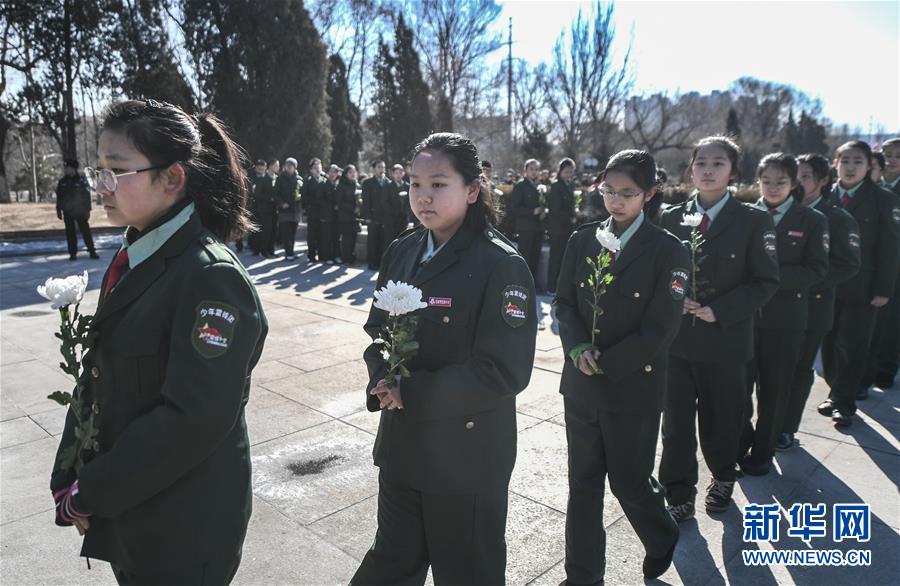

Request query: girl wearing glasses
[
  {"left": 51, "top": 99, "right": 268, "bottom": 583},
  {"left": 658, "top": 136, "right": 779, "bottom": 522},
  {"left": 554, "top": 150, "right": 689, "bottom": 583}
]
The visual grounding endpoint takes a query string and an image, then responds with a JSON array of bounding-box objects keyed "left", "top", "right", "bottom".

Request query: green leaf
[
  {"left": 396, "top": 340, "right": 419, "bottom": 353},
  {"left": 47, "top": 391, "right": 73, "bottom": 406},
  {"left": 398, "top": 364, "right": 411, "bottom": 377}
]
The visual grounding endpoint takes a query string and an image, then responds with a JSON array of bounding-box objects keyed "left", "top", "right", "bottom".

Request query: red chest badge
[{"left": 428, "top": 297, "right": 452, "bottom": 307}]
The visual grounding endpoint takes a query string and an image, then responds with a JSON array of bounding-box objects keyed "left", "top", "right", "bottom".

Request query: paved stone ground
[{"left": 1, "top": 244, "right": 898, "bottom": 585}]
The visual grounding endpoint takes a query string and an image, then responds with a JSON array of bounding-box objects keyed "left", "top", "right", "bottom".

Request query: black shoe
[
  {"left": 832, "top": 410, "right": 853, "bottom": 427},
  {"left": 856, "top": 386, "right": 869, "bottom": 400},
  {"left": 643, "top": 523, "right": 679, "bottom": 580},
  {"left": 739, "top": 456, "right": 772, "bottom": 476},
  {"left": 705, "top": 479, "right": 734, "bottom": 513},
  {"left": 666, "top": 501, "right": 695, "bottom": 523},
  {"left": 68, "top": 256, "right": 77, "bottom": 261},
  {"left": 874, "top": 379, "right": 894, "bottom": 389},
  {"left": 817, "top": 399, "right": 834, "bottom": 417},
  {"left": 776, "top": 433, "right": 795, "bottom": 451},
  {"left": 89, "top": 252, "right": 99, "bottom": 259}
]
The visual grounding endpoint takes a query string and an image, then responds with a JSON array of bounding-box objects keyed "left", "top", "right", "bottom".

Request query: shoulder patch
[
  {"left": 501, "top": 285, "right": 529, "bottom": 328},
  {"left": 763, "top": 231, "right": 777, "bottom": 256},
  {"left": 669, "top": 268, "right": 689, "bottom": 301},
  {"left": 192, "top": 301, "right": 239, "bottom": 358},
  {"left": 848, "top": 232, "right": 861, "bottom": 249},
  {"left": 892, "top": 207, "right": 900, "bottom": 224},
  {"left": 823, "top": 231, "right": 830, "bottom": 253}
]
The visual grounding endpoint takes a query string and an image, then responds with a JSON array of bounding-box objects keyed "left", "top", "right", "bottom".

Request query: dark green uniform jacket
[
  {"left": 50, "top": 206, "right": 268, "bottom": 573},
  {"left": 547, "top": 180, "right": 576, "bottom": 235},
  {"left": 834, "top": 181, "right": 900, "bottom": 302},
  {"left": 56, "top": 175, "right": 92, "bottom": 217},
  {"left": 808, "top": 196, "right": 861, "bottom": 332},
  {"left": 660, "top": 196, "right": 780, "bottom": 362},
  {"left": 362, "top": 221, "right": 537, "bottom": 494},
  {"left": 275, "top": 170, "right": 301, "bottom": 222},
  {"left": 555, "top": 218, "right": 690, "bottom": 413},
  {"left": 320, "top": 180, "right": 339, "bottom": 223},
  {"left": 381, "top": 180, "right": 408, "bottom": 229},
  {"left": 336, "top": 178, "right": 359, "bottom": 222},
  {"left": 508, "top": 179, "right": 544, "bottom": 232},
  {"left": 756, "top": 200, "right": 829, "bottom": 331}
]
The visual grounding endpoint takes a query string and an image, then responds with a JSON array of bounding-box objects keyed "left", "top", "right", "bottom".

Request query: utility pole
[{"left": 507, "top": 17, "right": 514, "bottom": 147}]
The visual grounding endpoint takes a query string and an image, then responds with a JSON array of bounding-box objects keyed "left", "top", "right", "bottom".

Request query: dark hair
[
  {"left": 835, "top": 140, "right": 875, "bottom": 184},
  {"left": 255, "top": 159, "right": 266, "bottom": 166},
  {"left": 481, "top": 160, "right": 492, "bottom": 169},
  {"left": 690, "top": 135, "right": 742, "bottom": 183},
  {"left": 309, "top": 157, "right": 322, "bottom": 168},
  {"left": 370, "top": 159, "right": 385, "bottom": 169},
  {"left": 797, "top": 153, "right": 833, "bottom": 194},
  {"left": 100, "top": 100, "right": 251, "bottom": 242},
  {"left": 64, "top": 158, "right": 79, "bottom": 169},
  {"left": 409, "top": 132, "right": 496, "bottom": 229},
  {"left": 266, "top": 158, "right": 279, "bottom": 167},
  {"left": 757, "top": 152, "right": 804, "bottom": 202},
  {"left": 601, "top": 149, "right": 666, "bottom": 218},
  {"left": 873, "top": 151, "right": 885, "bottom": 170},
  {"left": 557, "top": 157, "right": 576, "bottom": 174},
  {"left": 523, "top": 158, "right": 540, "bottom": 170},
  {"left": 341, "top": 164, "right": 357, "bottom": 180},
  {"left": 883, "top": 138, "right": 900, "bottom": 149}
]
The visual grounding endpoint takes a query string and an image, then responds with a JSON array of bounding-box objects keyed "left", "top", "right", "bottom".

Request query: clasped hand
[
  {"left": 683, "top": 297, "right": 717, "bottom": 323},
  {"left": 371, "top": 377, "right": 404, "bottom": 410}
]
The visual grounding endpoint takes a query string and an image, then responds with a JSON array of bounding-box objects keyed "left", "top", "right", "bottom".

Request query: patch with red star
[{"left": 192, "top": 301, "right": 239, "bottom": 358}]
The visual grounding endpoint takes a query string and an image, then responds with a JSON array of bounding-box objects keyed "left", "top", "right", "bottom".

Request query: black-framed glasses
[
  {"left": 599, "top": 185, "right": 645, "bottom": 200},
  {"left": 84, "top": 165, "right": 169, "bottom": 193}
]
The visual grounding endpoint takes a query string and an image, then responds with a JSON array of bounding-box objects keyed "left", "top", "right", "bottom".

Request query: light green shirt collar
[
  {"left": 755, "top": 196, "right": 793, "bottom": 226},
  {"left": 614, "top": 211, "right": 644, "bottom": 251},
  {"left": 693, "top": 191, "right": 731, "bottom": 224},
  {"left": 420, "top": 230, "right": 449, "bottom": 265},
  {"left": 837, "top": 182, "right": 863, "bottom": 199},
  {"left": 122, "top": 203, "right": 195, "bottom": 269},
  {"left": 806, "top": 195, "right": 824, "bottom": 209},
  {"left": 884, "top": 175, "right": 900, "bottom": 190}
]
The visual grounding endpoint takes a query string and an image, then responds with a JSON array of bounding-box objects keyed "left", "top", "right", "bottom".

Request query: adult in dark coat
[
  {"left": 301, "top": 158, "right": 325, "bottom": 262},
  {"left": 336, "top": 165, "right": 360, "bottom": 264},
  {"left": 507, "top": 159, "right": 545, "bottom": 284},
  {"left": 555, "top": 150, "right": 687, "bottom": 583},
  {"left": 547, "top": 158, "right": 578, "bottom": 292},
  {"left": 318, "top": 165, "right": 341, "bottom": 263},
  {"left": 782, "top": 154, "right": 860, "bottom": 449},
  {"left": 274, "top": 158, "right": 301, "bottom": 260},
  {"left": 819, "top": 141, "right": 900, "bottom": 426},
  {"left": 59, "top": 158, "right": 98, "bottom": 260},
  {"left": 738, "top": 154, "right": 829, "bottom": 476},
  {"left": 381, "top": 164, "right": 409, "bottom": 253},
  {"left": 246, "top": 160, "right": 268, "bottom": 255},
  {"left": 362, "top": 160, "right": 388, "bottom": 269},
  {"left": 253, "top": 159, "right": 279, "bottom": 257}
]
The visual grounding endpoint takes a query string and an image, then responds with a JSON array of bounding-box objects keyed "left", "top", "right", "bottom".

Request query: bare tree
[
  {"left": 405, "top": 0, "right": 503, "bottom": 130},
  {"left": 624, "top": 92, "right": 707, "bottom": 155}
]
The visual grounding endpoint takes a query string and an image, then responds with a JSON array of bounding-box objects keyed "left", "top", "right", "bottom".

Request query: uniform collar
[
  {"left": 806, "top": 195, "right": 824, "bottom": 209},
  {"left": 612, "top": 211, "right": 644, "bottom": 251},
  {"left": 884, "top": 175, "right": 900, "bottom": 190},
  {"left": 693, "top": 191, "right": 731, "bottom": 223},
  {"left": 837, "top": 181, "right": 864, "bottom": 199},
  {"left": 755, "top": 196, "right": 793, "bottom": 225},
  {"left": 420, "top": 230, "right": 449, "bottom": 264},
  {"left": 122, "top": 201, "right": 195, "bottom": 269}
]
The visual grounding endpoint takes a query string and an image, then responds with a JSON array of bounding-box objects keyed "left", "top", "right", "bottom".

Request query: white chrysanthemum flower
[
  {"left": 399, "top": 191, "right": 409, "bottom": 197},
  {"left": 537, "top": 184, "right": 548, "bottom": 194},
  {"left": 373, "top": 280, "right": 428, "bottom": 316},
  {"left": 374, "top": 338, "right": 386, "bottom": 345},
  {"left": 681, "top": 213, "right": 704, "bottom": 228},
  {"left": 37, "top": 271, "right": 88, "bottom": 309},
  {"left": 381, "top": 349, "right": 391, "bottom": 361},
  {"left": 493, "top": 188, "right": 503, "bottom": 197},
  {"left": 574, "top": 190, "right": 583, "bottom": 197},
  {"left": 595, "top": 228, "right": 621, "bottom": 253}
]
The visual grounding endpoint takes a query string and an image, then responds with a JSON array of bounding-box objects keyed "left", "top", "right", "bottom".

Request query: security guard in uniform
[
  {"left": 658, "top": 136, "right": 779, "bottom": 521},
  {"left": 819, "top": 141, "right": 900, "bottom": 426},
  {"left": 50, "top": 99, "right": 267, "bottom": 584},
  {"left": 738, "top": 154, "right": 828, "bottom": 476},
  {"left": 351, "top": 133, "right": 536, "bottom": 586},
  {"left": 555, "top": 150, "right": 687, "bottom": 584},
  {"left": 782, "top": 154, "right": 860, "bottom": 449}
]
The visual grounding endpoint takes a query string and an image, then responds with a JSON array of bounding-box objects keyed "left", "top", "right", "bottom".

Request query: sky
[{"left": 494, "top": 0, "right": 900, "bottom": 132}]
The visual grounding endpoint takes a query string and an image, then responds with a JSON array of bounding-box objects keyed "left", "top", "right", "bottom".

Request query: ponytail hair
[
  {"left": 757, "top": 152, "right": 805, "bottom": 202},
  {"left": 409, "top": 132, "right": 497, "bottom": 230},
  {"left": 100, "top": 99, "right": 252, "bottom": 242},
  {"left": 601, "top": 149, "right": 666, "bottom": 219}
]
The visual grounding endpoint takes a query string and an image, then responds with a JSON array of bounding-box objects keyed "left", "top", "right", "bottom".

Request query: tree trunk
[{"left": 63, "top": 0, "right": 77, "bottom": 160}]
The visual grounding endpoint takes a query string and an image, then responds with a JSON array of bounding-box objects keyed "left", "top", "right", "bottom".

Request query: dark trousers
[
  {"left": 863, "top": 295, "right": 900, "bottom": 387},
  {"left": 822, "top": 300, "right": 878, "bottom": 415},
  {"left": 257, "top": 203, "right": 277, "bottom": 255},
  {"left": 660, "top": 356, "right": 745, "bottom": 506},
  {"left": 367, "top": 221, "right": 384, "bottom": 269},
  {"left": 548, "top": 230, "right": 570, "bottom": 293},
  {"left": 63, "top": 213, "right": 95, "bottom": 257},
  {"left": 350, "top": 473, "right": 508, "bottom": 586},
  {"left": 319, "top": 221, "right": 336, "bottom": 262},
  {"left": 563, "top": 397, "right": 677, "bottom": 585},
  {"left": 306, "top": 213, "right": 321, "bottom": 261},
  {"left": 339, "top": 220, "right": 357, "bottom": 263},
  {"left": 279, "top": 220, "right": 297, "bottom": 257},
  {"left": 783, "top": 330, "right": 827, "bottom": 434},
  {"left": 111, "top": 556, "right": 240, "bottom": 585},
  {"left": 740, "top": 329, "right": 804, "bottom": 464},
  {"left": 517, "top": 229, "right": 543, "bottom": 284}
]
